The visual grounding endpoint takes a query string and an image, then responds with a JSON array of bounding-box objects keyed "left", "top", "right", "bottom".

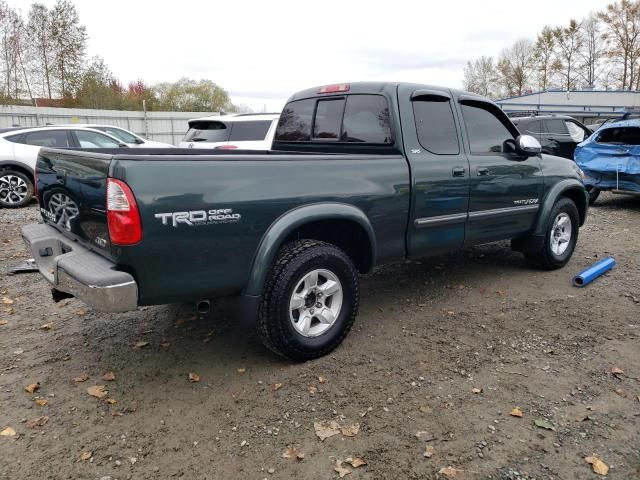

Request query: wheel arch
[
  {"left": 244, "top": 203, "right": 377, "bottom": 296},
  {"left": 533, "top": 180, "right": 588, "bottom": 236},
  {"left": 0, "top": 161, "right": 34, "bottom": 184}
]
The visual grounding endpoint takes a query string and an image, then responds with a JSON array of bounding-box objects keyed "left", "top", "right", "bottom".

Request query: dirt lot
[{"left": 1, "top": 196, "right": 639, "bottom": 480}]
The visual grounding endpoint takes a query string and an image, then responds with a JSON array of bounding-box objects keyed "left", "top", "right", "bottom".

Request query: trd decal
[{"left": 155, "top": 209, "right": 241, "bottom": 227}]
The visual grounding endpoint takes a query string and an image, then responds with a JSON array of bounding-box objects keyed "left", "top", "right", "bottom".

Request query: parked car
[
  {"left": 23, "top": 82, "right": 587, "bottom": 360},
  {"left": 58, "top": 124, "right": 174, "bottom": 148},
  {"left": 0, "top": 126, "right": 127, "bottom": 208},
  {"left": 179, "top": 113, "right": 279, "bottom": 150},
  {"left": 575, "top": 118, "right": 640, "bottom": 204},
  {"left": 511, "top": 115, "right": 592, "bottom": 160}
]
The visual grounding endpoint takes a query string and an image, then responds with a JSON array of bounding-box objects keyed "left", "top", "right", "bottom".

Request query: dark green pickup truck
[{"left": 23, "top": 82, "right": 588, "bottom": 360}]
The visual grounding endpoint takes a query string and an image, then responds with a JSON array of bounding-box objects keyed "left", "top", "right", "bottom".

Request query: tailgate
[{"left": 36, "top": 148, "right": 113, "bottom": 258}]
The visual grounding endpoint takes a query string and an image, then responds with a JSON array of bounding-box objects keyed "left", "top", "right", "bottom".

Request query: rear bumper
[{"left": 21, "top": 223, "right": 138, "bottom": 312}]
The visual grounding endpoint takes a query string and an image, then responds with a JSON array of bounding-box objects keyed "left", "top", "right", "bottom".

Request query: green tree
[
  {"left": 153, "top": 78, "right": 235, "bottom": 112},
  {"left": 554, "top": 19, "right": 584, "bottom": 90}
]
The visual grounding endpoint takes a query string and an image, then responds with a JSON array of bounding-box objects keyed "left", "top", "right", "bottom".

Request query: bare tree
[
  {"left": 599, "top": 0, "right": 640, "bottom": 90},
  {"left": 50, "top": 0, "right": 87, "bottom": 98},
  {"left": 533, "top": 26, "right": 560, "bottom": 91},
  {"left": 27, "top": 3, "right": 54, "bottom": 98},
  {"left": 554, "top": 19, "right": 584, "bottom": 90},
  {"left": 0, "top": 2, "right": 28, "bottom": 99},
  {"left": 497, "top": 39, "right": 534, "bottom": 96},
  {"left": 578, "top": 13, "right": 606, "bottom": 88},
  {"left": 462, "top": 56, "right": 498, "bottom": 98}
]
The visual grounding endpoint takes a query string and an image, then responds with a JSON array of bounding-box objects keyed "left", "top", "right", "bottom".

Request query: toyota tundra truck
[{"left": 22, "top": 82, "right": 588, "bottom": 361}]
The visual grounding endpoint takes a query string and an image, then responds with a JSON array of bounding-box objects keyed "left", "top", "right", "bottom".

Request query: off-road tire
[
  {"left": 0, "top": 170, "right": 33, "bottom": 208},
  {"left": 257, "top": 239, "right": 359, "bottom": 361},
  {"left": 524, "top": 197, "right": 580, "bottom": 270}
]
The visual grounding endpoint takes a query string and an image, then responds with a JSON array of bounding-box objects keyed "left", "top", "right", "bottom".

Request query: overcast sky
[{"left": 10, "top": 0, "right": 611, "bottom": 111}]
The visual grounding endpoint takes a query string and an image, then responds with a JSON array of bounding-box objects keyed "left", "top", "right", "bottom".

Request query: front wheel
[
  {"left": 524, "top": 197, "right": 580, "bottom": 270},
  {"left": 0, "top": 170, "right": 33, "bottom": 208},
  {"left": 257, "top": 239, "right": 359, "bottom": 361}
]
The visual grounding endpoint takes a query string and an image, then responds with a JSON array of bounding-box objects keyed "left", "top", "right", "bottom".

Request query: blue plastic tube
[{"left": 573, "top": 257, "right": 616, "bottom": 287}]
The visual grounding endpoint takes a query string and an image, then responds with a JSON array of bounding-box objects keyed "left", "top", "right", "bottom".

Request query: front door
[
  {"left": 456, "top": 99, "right": 543, "bottom": 246},
  {"left": 399, "top": 85, "right": 470, "bottom": 257}
]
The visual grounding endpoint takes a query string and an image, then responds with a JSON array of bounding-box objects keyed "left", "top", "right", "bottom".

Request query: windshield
[{"left": 183, "top": 121, "right": 229, "bottom": 143}]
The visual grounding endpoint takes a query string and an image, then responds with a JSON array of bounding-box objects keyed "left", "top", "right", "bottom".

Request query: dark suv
[{"left": 511, "top": 115, "right": 592, "bottom": 160}]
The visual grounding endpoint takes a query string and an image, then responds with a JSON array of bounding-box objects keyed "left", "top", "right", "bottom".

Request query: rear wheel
[
  {"left": 0, "top": 170, "right": 33, "bottom": 208},
  {"left": 586, "top": 186, "right": 600, "bottom": 205},
  {"left": 257, "top": 239, "right": 359, "bottom": 361},
  {"left": 523, "top": 197, "right": 579, "bottom": 270}
]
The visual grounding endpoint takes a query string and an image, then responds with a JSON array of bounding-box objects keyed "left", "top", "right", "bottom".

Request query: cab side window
[
  {"left": 412, "top": 99, "right": 459, "bottom": 154},
  {"left": 461, "top": 102, "right": 515, "bottom": 154}
]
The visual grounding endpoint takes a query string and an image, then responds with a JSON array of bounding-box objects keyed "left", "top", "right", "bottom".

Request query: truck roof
[{"left": 286, "top": 81, "right": 481, "bottom": 102}]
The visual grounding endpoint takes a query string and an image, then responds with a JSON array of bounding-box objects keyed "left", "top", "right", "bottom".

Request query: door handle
[
  {"left": 452, "top": 166, "right": 466, "bottom": 177},
  {"left": 476, "top": 167, "right": 490, "bottom": 176}
]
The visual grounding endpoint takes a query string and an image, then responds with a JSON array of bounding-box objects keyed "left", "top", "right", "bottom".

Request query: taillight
[
  {"left": 107, "top": 178, "right": 142, "bottom": 245},
  {"left": 216, "top": 145, "right": 238, "bottom": 149}
]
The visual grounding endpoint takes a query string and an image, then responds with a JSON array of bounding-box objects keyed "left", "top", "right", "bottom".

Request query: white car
[
  {"left": 57, "top": 124, "right": 174, "bottom": 148},
  {"left": 179, "top": 113, "right": 280, "bottom": 150},
  {"left": 0, "top": 125, "right": 128, "bottom": 208}
]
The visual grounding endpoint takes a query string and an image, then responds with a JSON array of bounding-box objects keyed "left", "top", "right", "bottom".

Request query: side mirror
[{"left": 516, "top": 135, "right": 541, "bottom": 156}]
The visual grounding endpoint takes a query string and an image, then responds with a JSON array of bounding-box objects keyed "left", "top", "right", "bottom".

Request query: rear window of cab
[{"left": 275, "top": 94, "right": 392, "bottom": 144}]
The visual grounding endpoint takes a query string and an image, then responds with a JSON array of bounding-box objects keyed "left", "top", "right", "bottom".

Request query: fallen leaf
[
  {"left": 511, "top": 407, "right": 523, "bottom": 418},
  {"left": 341, "top": 423, "right": 360, "bottom": 437},
  {"left": 105, "top": 398, "right": 117, "bottom": 405},
  {"left": 610, "top": 366, "right": 624, "bottom": 376},
  {"left": 2, "top": 297, "right": 14, "bottom": 305},
  {"left": 34, "top": 399, "right": 48, "bottom": 407},
  {"left": 472, "top": 387, "right": 482, "bottom": 394},
  {"left": 614, "top": 387, "right": 627, "bottom": 397},
  {"left": 73, "top": 373, "right": 89, "bottom": 383},
  {"left": 307, "top": 386, "right": 318, "bottom": 394},
  {"left": 237, "top": 368, "right": 246, "bottom": 374},
  {"left": 334, "top": 460, "right": 352, "bottom": 478},
  {"left": 79, "top": 451, "right": 92, "bottom": 461},
  {"left": 102, "top": 372, "right": 116, "bottom": 381},
  {"left": 438, "top": 466, "right": 464, "bottom": 478},
  {"left": 313, "top": 420, "right": 341, "bottom": 440},
  {"left": 318, "top": 375, "right": 326, "bottom": 384},
  {"left": 25, "top": 382, "right": 40, "bottom": 393},
  {"left": 133, "top": 341, "right": 149, "bottom": 349},
  {"left": 27, "top": 416, "right": 49, "bottom": 428},
  {"left": 39, "top": 323, "right": 53, "bottom": 330},
  {"left": 347, "top": 457, "right": 366, "bottom": 468},
  {"left": 1, "top": 427, "right": 16, "bottom": 436},
  {"left": 585, "top": 455, "right": 609, "bottom": 475},
  {"left": 0, "top": 320, "right": 8, "bottom": 325},
  {"left": 282, "top": 445, "right": 305, "bottom": 460},
  {"left": 272, "top": 383, "right": 283, "bottom": 391},
  {"left": 87, "top": 385, "right": 108, "bottom": 399},
  {"left": 424, "top": 445, "right": 435, "bottom": 458},
  {"left": 419, "top": 405, "right": 432, "bottom": 414},
  {"left": 534, "top": 419, "right": 556, "bottom": 431},
  {"left": 188, "top": 372, "right": 200, "bottom": 383},
  {"left": 159, "top": 341, "right": 170, "bottom": 348}
]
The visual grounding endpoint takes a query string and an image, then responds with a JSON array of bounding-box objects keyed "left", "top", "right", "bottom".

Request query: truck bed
[{"left": 34, "top": 147, "right": 410, "bottom": 305}]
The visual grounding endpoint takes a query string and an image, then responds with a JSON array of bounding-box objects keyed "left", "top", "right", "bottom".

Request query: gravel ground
[{"left": 0, "top": 196, "right": 639, "bottom": 480}]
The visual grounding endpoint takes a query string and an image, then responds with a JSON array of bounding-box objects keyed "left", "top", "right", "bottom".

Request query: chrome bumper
[{"left": 21, "top": 224, "right": 138, "bottom": 312}]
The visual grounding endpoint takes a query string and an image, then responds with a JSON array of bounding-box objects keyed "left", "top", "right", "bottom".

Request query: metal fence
[{"left": 0, "top": 104, "right": 220, "bottom": 146}]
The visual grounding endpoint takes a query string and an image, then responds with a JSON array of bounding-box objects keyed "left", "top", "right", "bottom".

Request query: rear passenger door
[
  {"left": 399, "top": 86, "right": 470, "bottom": 257},
  {"left": 457, "top": 99, "right": 543, "bottom": 245},
  {"left": 12, "top": 129, "right": 74, "bottom": 171}
]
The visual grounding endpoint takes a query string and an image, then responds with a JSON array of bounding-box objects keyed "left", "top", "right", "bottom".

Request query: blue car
[{"left": 574, "top": 118, "right": 640, "bottom": 204}]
